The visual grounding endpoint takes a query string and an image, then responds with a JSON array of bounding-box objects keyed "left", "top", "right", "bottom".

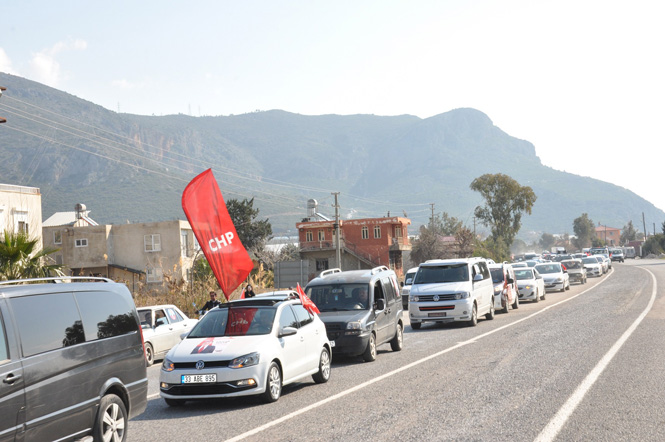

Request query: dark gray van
[
  {"left": 305, "top": 266, "right": 404, "bottom": 362},
  {"left": 0, "top": 277, "right": 147, "bottom": 442}
]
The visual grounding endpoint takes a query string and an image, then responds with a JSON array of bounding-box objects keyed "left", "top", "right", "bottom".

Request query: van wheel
[
  {"left": 467, "top": 304, "right": 478, "bottom": 327},
  {"left": 145, "top": 343, "right": 154, "bottom": 367},
  {"left": 410, "top": 322, "right": 421, "bottom": 330},
  {"left": 362, "top": 333, "right": 377, "bottom": 362},
  {"left": 485, "top": 302, "right": 495, "bottom": 320},
  {"left": 262, "top": 362, "right": 282, "bottom": 403},
  {"left": 390, "top": 323, "right": 403, "bottom": 351},
  {"left": 93, "top": 394, "right": 127, "bottom": 442},
  {"left": 512, "top": 296, "right": 519, "bottom": 309},
  {"left": 165, "top": 398, "right": 186, "bottom": 407},
  {"left": 312, "top": 347, "right": 331, "bottom": 383}
]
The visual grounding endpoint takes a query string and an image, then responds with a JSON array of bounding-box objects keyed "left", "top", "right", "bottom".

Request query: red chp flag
[
  {"left": 296, "top": 283, "right": 320, "bottom": 314},
  {"left": 182, "top": 169, "right": 254, "bottom": 300}
]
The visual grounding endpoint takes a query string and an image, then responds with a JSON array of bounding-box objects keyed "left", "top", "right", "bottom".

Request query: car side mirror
[
  {"left": 180, "top": 332, "right": 188, "bottom": 340},
  {"left": 279, "top": 326, "right": 298, "bottom": 337},
  {"left": 400, "top": 281, "right": 404, "bottom": 287},
  {"left": 507, "top": 277, "right": 514, "bottom": 284},
  {"left": 473, "top": 274, "right": 483, "bottom": 282},
  {"left": 374, "top": 299, "right": 385, "bottom": 311}
]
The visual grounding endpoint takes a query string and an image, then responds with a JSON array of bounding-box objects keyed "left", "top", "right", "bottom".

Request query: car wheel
[
  {"left": 541, "top": 291, "right": 546, "bottom": 301},
  {"left": 362, "top": 333, "right": 377, "bottom": 362},
  {"left": 485, "top": 301, "right": 495, "bottom": 320},
  {"left": 467, "top": 303, "right": 478, "bottom": 327},
  {"left": 312, "top": 347, "right": 331, "bottom": 383},
  {"left": 503, "top": 299, "right": 509, "bottom": 314},
  {"left": 410, "top": 322, "right": 421, "bottom": 330},
  {"left": 565, "top": 281, "right": 570, "bottom": 291},
  {"left": 512, "top": 295, "right": 519, "bottom": 309},
  {"left": 164, "top": 398, "right": 186, "bottom": 407},
  {"left": 534, "top": 290, "right": 540, "bottom": 303},
  {"left": 262, "top": 362, "right": 282, "bottom": 403},
  {"left": 144, "top": 343, "right": 154, "bottom": 367},
  {"left": 93, "top": 394, "right": 127, "bottom": 442},
  {"left": 390, "top": 323, "right": 404, "bottom": 351}
]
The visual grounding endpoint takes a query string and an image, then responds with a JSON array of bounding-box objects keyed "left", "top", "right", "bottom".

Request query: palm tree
[{"left": 0, "top": 230, "right": 64, "bottom": 281}]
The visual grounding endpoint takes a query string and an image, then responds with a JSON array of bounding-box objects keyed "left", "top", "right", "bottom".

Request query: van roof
[
  {"left": 307, "top": 266, "right": 394, "bottom": 286},
  {"left": 421, "top": 257, "right": 485, "bottom": 266}
]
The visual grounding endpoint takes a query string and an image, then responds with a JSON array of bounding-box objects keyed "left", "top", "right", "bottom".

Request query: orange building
[
  {"left": 595, "top": 224, "right": 621, "bottom": 246},
  {"left": 296, "top": 216, "right": 411, "bottom": 281}
]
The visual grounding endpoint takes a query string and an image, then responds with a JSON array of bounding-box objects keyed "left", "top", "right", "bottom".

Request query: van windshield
[
  {"left": 306, "top": 284, "right": 370, "bottom": 312},
  {"left": 414, "top": 264, "right": 468, "bottom": 284},
  {"left": 490, "top": 268, "right": 505, "bottom": 283}
]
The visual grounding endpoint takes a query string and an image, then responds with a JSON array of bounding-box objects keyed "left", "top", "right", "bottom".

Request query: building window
[
  {"left": 395, "top": 226, "right": 402, "bottom": 238},
  {"left": 55, "top": 254, "right": 63, "bottom": 265},
  {"left": 374, "top": 226, "right": 381, "bottom": 239},
  {"left": 15, "top": 211, "right": 28, "bottom": 234},
  {"left": 361, "top": 226, "right": 369, "bottom": 239},
  {"left": 318, "top": 230, "right": 325, "bottom": 241},
  {"left": 146, "top": 266, "right": 163, "bottom": 283},
  {"left": 144, "top": 234, "right": 161, "bottom": 252},
  {"left": 316, "top": 259, "right": 329, "bottom": 271},
  {"left": 75, "top": 238, "right": 88, "bottom": 247},
  {"left": 180, "top": 230, "right": 189, "bottom": 257},
  {"left": 53, "top": 231, "right": 62, "bottom": 245},
  {"left": 306, "top": 231, "right": 313, "bottom": 242}
]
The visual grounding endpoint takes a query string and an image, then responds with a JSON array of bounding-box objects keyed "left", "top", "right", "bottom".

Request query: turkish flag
[
  {"left": 297, "top": 283, "right": 320, "bottom": 315},
  {"left": 182, "top": 169, "right": 254, "bottom": 300}
]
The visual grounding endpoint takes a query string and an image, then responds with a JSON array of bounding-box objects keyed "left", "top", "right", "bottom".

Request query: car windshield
[
  {"left": 535, "top": 264, "right": 561, "bottom": 274},
  {"left": 188, "top": 306, "right": 276, "bottom": 337},
  {"left": 414, "top": 264, "right": 468, "bottom": 284},
  {"left": 404, "top": 272, "right": 417, "bottom": 285},
  {"left": 490, "top": 268, "right": 505, "bottom": 283},
  {"left": 514, "top": 269, "right": 534, "bottom": 280},
  {"left": 582, "top": 257, "right": 598, "bottom": 264},
  {"left": 562, "top": 260, "right": 582, "bottom": 269},
  {"left": 306, "top": 284, "right": 370, "bottom": 312}
]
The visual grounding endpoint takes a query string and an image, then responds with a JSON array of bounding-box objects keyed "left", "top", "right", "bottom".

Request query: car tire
[
  {"left": 410, "top": 322, "right": 421, "bottom": 330},
  {"left": 565, "top": 281, "right": 570, "bottom": 291},
  {"left": 467, "top": 303, "right": 478, "bottom": 327},
  {"left": 165, "top": 398, "right": 186, "bottom": 407},
  {"left": 485, "top": 301, "right": 495, "bottom": 320},
  {"left": 93, "top": 394, "right": 127, "bottom": 442},
  {"left": 145, "top": 343, "right": 154, "bottom": 367},
  {"left": 503, "top": 300, "right": 509, "bottom": 314},
  {"left": 262, "top": 362, "right": 282, "bottom": 403},
  {"left": 512, "top": 295, "right": 519, "bottom": 309},
  {"left": 362, "top": 333, "right": 377, "bottom": 362},
  {"left": 312, "top": 347, "right": 331, "bottom": 384},
  {"left": 534, "top": 290, "right": 540, "bottom": 303},
  {"left": 390, "top": 323, "right": 403, "bottom": 351},
  {"left": 541, "top": 291, "right": 546, "bottom": 301}
]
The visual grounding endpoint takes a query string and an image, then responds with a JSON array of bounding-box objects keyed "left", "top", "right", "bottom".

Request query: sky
[{"left": 2, "top": 0, "right": 664, "bottom": 215}]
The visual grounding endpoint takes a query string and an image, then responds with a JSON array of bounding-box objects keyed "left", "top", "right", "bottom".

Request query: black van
[{"left": 0, "top": 277, "right": 148, "bottom": 442}]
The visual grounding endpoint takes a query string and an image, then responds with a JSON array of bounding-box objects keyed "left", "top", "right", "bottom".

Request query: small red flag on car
[
  {"left": 182, "top": 169, "right": 254, "bottom": 301},
  {"left": 296, "top": 283, "right": 320, "bottom": 314}
]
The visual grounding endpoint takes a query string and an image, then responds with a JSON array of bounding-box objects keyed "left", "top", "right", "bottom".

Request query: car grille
[
  {"left": 324, "top": 322, "right": 345, "bottom": 340},
  {"left": 173, "top": 360, "right": 230, "bottom": 369},
  {"left": 419, "top": 305, "right": 455, "bottom": 311},
  {"left": 415, "top": 294, "right": 459, "bottom": 302},
  {"left": 165, "top": 383, "right": 256, "bottom": 396}
]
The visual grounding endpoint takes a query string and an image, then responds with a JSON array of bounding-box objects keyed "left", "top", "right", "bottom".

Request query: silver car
[{"left": 138, "top": 304, "right": 198, "bottom": 366}]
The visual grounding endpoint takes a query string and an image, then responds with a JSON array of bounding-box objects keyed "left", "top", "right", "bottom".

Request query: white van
[
  {"left": 400, "top": 267, "right": 419, "bottom": 309},
  {"left": 408, "top": 258, "right": 495, "bottom": 329}
]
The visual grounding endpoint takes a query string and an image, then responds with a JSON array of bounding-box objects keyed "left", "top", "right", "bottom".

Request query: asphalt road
[{"left": 129, "top": 259, "right": 665, "bottom": 441}]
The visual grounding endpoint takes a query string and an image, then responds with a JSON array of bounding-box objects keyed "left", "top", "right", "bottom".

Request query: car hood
[
  {"left": 516, "top": 279, "right": 536, "bottom": 286},
  {"left": 318, "top": 310, "right": 369, "bottom": 324},
  {"left": 169, "top": 335, "right": 272, "bottom": 360}
]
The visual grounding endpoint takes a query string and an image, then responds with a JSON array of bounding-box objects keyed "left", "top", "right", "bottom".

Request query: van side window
[
  {"left": 479, "top": 262, "right": 491, "bottom": 279},
  {"left": 75, "top": 291, "right": 138, "bottom": 340},
  {"left": 374, "top": 281, "right": 385, "bottom": 305},
  {"left": 11, "top": 293, "right": 85, "bottom": 357},
  {"left": 0, "top": 312, "right": 8, "bottom": 363},
  {"left": 381, "top": 277, "right": 396, "bottom": 302},
  {"left": 291, "top": 304, "right": 313, "bottom": 327}
]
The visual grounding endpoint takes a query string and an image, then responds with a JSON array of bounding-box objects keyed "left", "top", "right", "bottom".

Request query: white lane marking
[
  {"left": 535, "top": 267, "right": 657, "bottom": 442},
  {"left": 226, "top": 271, "right": 616, "bottom": 441}
]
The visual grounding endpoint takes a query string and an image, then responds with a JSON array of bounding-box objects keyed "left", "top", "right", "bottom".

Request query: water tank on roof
[{"left": 307, "top": 199, "right": 318, "bottom": 218}]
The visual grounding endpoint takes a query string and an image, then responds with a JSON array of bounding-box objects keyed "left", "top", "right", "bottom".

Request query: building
[
  {"left": 0, "top": 183, "right": 43, "bottom": 249},
  {"left": 296, "top": 215, "right": 411, "bottom": 281},
  {"left": 43, "top": 204, "right": 198, "bottom": 293},
  {"left": 595, "top": 224, "right": 621, "bottom": 246}
]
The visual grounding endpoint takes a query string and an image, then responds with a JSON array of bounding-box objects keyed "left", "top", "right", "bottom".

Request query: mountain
[{"left": 1, "top": 72, "right": 662, "bottom": 239}]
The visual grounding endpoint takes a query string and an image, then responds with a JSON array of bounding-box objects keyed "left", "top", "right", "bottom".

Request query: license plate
[
  {"left": 428, "top": 312, "right": 446, "bottom": 317},
  {"left": 329, "top": 340, "right": 335, "bottom": 348},
  {"left": 181, "top": 374, "right": 216, "bottom": 384}
]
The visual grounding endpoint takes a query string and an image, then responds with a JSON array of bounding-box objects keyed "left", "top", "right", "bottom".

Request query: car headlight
[
  {"left": 410, "top": 295, "right": 418, "bottom": 302},
  {"left": 525, "top": 285, "right": 532, "bottom": 290},
  {"left": 494, "top": 287, "right": 502, "bottom": 295},
  {"left": 346, "top": 321, "right": 362, "bottom": 330},
  {"left": 555, "top": 277, "right": 563, "bottom": 283},
  {"left": 456, "top": 292, "right": 470, "bottom": 299},
  {"left": 229, "top": 352, "right": 260, "bottom": 369},
  {"left": 162, "top": 357, "right": 175, "bottom": 372}
]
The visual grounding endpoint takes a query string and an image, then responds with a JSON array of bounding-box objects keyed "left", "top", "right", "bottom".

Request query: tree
[
  {"left": 434, "top": 212, "right": 463, "bottom": 236},
  {"left": 226, "top": 198, "right": 272, "bottom": 252},
  {"left": 621, "top": 220, "right": 638, "bottom": 245},
  {"left": 470, "top": 173, "right": 537, "bottom": 248},
  {"left": 539, "top": 233, "right": 555, "bottom": 251},
  {"left": 573, "top": 213, "right": 595, "bottom": 249},
  {"left": 410, "top": 225, "right": 448, "bottom": 264},
  {"left": 0, "top": 230, "right": 63, "bottom": 280},
  {"left": 455, "top": 226, "right": 475, "bottom": 258}
]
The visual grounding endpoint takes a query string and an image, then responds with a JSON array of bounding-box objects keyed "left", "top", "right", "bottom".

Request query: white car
[
  {"left": 594, "top": 255, "right": 609, "bottom": 273},
  {"left": 534, "top": 262, "right": 570, "bottom": 292},
  {"left": 582, "top": 256, "right": 603, "bottom": 277},
  {"left": 159, "top": 294, "right": 331, "bottom": 405},
  {"left": 401, "top": 267, "right": 419, "bottom": 309},
  {"left": 138, "top": 304, "right": 198, "bottom": 366},
  {"left": 514, "top": 267, "right": 546, "bottom": 302}
]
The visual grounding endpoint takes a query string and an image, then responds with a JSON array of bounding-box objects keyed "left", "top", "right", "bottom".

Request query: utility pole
[
  {"left": 429, "top": 203, "right": 435, "bottom": 227},
  {"left": 642, "top": 212, "right": 647, "bottom": 239},
  {"left": 332, "top": 192, "right": 341, "bottom": 270}
]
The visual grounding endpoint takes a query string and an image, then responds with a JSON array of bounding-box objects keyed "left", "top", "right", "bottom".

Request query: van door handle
[{"left": 3, "top": 373, "right": 22, "bottom": 385}]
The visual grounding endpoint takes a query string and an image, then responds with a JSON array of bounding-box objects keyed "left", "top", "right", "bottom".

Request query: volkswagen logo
[
  {"left": 433, "top": 294, "right": 440, "bottom": 302},
  {"left": 196, "top": 360, "right": 205, "bottom": 370}
]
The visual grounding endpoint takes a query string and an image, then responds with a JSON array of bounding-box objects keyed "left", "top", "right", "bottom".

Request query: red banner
[{"left": 182, "top": 169, "right": 254, "bottom": 300}]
